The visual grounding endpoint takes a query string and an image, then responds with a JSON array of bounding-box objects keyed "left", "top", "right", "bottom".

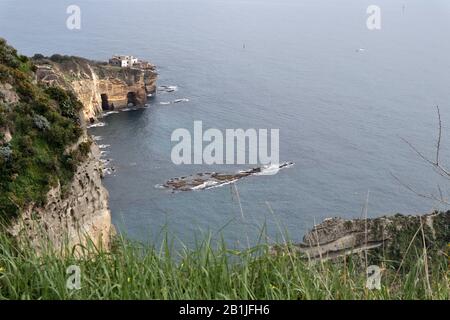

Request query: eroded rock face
[
  {"left": 0, "top": 84, "right": 18, "bottom": 144},
  {"left": 34, "top": 57, "right": 157, "bottom": 120},
  {"left": 0, "top": 83, "right": 19, "bottom": 104},
  {"left": 271, "top": 211, "right": 450, "bottom": 261},
  {"left": 0, "top": 127, "right": 11, "bottom": 143},
  {"left": 10, "top": 141, "right": 115, "bottom": 254}
]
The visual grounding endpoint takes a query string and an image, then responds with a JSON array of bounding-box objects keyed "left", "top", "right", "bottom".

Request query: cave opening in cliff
[
  {"left": 127, "top": 91, "right": 138, "bottom": 106},
  {"left": 101, "top": 93, "right": 110, "bottom": 110}
]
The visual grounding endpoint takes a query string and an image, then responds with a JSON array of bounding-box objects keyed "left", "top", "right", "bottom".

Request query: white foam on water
[
  {"left": 160, "top": 102, "right": 171, "bottom": 105},
  {"left": 203, "top": 179, "right": 239, "bottom": 190},
  {"left": 102, "top": 111, "right": 119, "bottom": 117},
  {"left": 100, "top": 158, "right": 112, "bottom": 165},
  {"left": 87, "top": 122, "right": 106, "bottom": 128},
  {"left": 92, "top": 135, "right": 103, "bottom": 141},
  {"left": 158, "top": 85, "right": 178, "bottom": 91},
  {"left": 102, "top": 167, "right": 115, "bottom": 176},
  {"left": 98, "top": 144, "right": 110, "bottom": 149},
  {"left": 255, "top": 162, "right": 294, "bottom": 176},
  {"left": 173, "top": 98, "right": 189, "bottom": 103},
  {"left": 191, "top": 180, "right": 219, "bottom": 190}
]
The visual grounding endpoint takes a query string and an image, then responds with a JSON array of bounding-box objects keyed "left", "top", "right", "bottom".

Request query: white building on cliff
[{"left": 109, "top": 55, "right": 139, "bottom": 68}]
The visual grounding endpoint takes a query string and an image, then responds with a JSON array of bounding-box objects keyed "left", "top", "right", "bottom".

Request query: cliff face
[
  {"left": 271, "top": 211, "right": 450, "bottom": 262},
  {"left": 34, "top": 56, "right": 157, "bottom": 120},
  {"left": 23, "top": 55, "right": 156, "bottom": 252},
  {"left": 10, "top": 139, "right": 114, "bottom": 253},
  {"left": 0, "top": 39, "right": 117, "bottom": 253}
]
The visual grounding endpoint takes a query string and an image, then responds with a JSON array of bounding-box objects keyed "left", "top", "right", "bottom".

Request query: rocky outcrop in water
[
  {"left": 159, "top": 162, "right": 294, "bottom": 192},
  {"left": 33, "top": 56, "right": 157, "bottom": 120}
]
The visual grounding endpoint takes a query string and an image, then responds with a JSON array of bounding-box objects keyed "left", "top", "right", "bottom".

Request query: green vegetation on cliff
[{"left": 0, "top": 39, "right": 87, "bottom": 219}]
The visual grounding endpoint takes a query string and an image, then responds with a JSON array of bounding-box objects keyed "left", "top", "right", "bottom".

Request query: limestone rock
[
  {"left": 0, "top": 83, "right": 19, "bottom": 104},
  {"left": 271, "top": 211, "right": 450, "bottom": 261},
  {"left": 34, "top": 57, "right": 157, "bottom": 121},
  {"left": 9, "top": 141, "right": 115, "bottom": 255}
]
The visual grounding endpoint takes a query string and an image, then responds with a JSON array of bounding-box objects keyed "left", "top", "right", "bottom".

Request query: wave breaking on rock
[{"left": 157, "top": 162, "right": 294, "bottom": 192}]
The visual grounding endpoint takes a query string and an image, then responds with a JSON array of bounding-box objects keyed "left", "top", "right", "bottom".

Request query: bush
[
  {"left": 32, "top": 53, "right": 45, "bottom": 60},
  {"left": 0, "top": 38, "right": 21, "bottom": 68},
  {"left": 44, "top": 86, "right": 82, "bottom": 123},
  {"left": 33, "top": 114, "right": 50, "bottom": 131},
  {"left": 49, "top": 54, "right": 73, "bottom": 63},
  {"left": 0, "top": 145, "right": 12, "bottom": 161}
]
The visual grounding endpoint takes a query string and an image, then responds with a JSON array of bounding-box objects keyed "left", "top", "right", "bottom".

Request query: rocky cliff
[
  {"left": 0, "top": 39, "right": 117, "bottom": 253},
  {"left": 10, "top": 137, "right": 114, "bottom": 254},
  {"left": 33, "top": 55, "right": 157, "bottom": 120},
  {"left": 271, "top": 211, "right": 449, "bottom": 262}
]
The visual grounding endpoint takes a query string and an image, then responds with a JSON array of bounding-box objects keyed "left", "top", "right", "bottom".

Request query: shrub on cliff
[
  {"left": 44, "top": 86, "right": 82, "bottom": 124},
  {"left": 33, "top": 114, "right": 50, "bottom": 131},
  {"left": 0, "top": 38, "right": 21, "bottom": 69},
  {"left": 0, "top": 145, "right": 12, "bottom": 161},
  {"left": 32, "top": 53, "right": 45, "bottom": 60},
  {"left": 0, "top": 39, "right": 85, "bottom": 219}
]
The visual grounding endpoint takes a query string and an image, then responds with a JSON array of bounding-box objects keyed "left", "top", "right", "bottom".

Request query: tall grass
[{"left": 0, "top": 229, "right": 448, "bottom": 300}]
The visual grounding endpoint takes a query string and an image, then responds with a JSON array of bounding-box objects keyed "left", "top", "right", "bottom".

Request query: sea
[{"left": 1, "top": 0, "right": 450, "bottom": 247}]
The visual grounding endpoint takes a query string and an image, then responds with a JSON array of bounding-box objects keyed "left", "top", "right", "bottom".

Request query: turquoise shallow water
[{"left": 1, "top": 0, "right": 450, "bottom": 247}]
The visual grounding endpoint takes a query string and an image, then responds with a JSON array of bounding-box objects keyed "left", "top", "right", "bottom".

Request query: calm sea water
[{"left": 1, "top": 0, "right": 450, "bottom": 247}]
